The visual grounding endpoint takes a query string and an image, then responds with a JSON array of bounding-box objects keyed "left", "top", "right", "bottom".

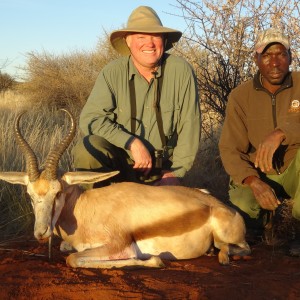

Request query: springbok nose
[{"left": 34, "top": 226, "right": 50, "bottom": 241}]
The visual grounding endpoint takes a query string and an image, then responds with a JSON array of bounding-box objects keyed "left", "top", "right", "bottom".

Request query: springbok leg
[{"left": 66, "top": 245, "right": 165, "bottom": 269}]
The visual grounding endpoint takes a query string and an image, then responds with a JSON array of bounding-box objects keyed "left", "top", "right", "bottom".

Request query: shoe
[
  {"left": 289, "top": 216, "right": 300, "bottom": 256},
  {"left": 263, "top": 223, "right": 287, "bottom": 246},
  {"left": 289, "top": 239, "right": 300, "bottom": 256},
  {"left": 245, "top": 228, "right": 264, "bottom": 246},
  {"left": 263, "top": 200, "right": 295, "bottom": 246}
]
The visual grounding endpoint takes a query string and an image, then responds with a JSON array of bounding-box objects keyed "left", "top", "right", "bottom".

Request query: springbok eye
[{"left": 56, "top": 192, "right": 62, "bottom": 198}]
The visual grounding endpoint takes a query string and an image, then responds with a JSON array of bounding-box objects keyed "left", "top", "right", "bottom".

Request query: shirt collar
[{"left": 128, "top": 55, "right": 164, "bottom": 81}]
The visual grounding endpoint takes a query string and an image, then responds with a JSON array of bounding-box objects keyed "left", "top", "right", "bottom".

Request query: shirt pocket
[{"left": 160, "top": 101, "right": 180, "bottom": 137}]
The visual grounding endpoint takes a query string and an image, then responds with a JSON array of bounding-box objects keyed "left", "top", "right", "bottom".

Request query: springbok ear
[
  {"left": 62, "top": 171, "right": 120, "bottom": 185},
  {"left": 0, "top": 172, "right": 29, "bottom": 185}
]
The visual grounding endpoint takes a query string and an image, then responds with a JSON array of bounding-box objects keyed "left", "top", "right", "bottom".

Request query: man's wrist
[
  {"left": 125, "top": 136, "right": 136, "bottom": 150},
  {"left": 274, "top": 128, "right": 286, "bottom": 143},
  {"left": 243, "top": 175, "right": 259, "bottom": 186},
  {"left": 162, "top": 170, "right": 176, "bottom": 178}
]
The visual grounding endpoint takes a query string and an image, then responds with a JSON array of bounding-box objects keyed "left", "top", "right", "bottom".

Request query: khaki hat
[
  {"left": 255, "top": 28, "right": 290, "bottom": 54},
  {"left": 110, "top": 6, "right": 182, "bottom": 55}
]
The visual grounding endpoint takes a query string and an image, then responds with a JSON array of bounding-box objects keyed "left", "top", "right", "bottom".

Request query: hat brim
[
  {"left": 256, "top": 40, "right": 290, "bottom": 54},
  {"left": 110, "top": 27, "right": 182, "bottom": 55}
]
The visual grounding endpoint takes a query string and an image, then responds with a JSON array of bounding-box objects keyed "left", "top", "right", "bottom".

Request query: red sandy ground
[{"left": 0, "top": 237, "right": 299, "bottom": 300}]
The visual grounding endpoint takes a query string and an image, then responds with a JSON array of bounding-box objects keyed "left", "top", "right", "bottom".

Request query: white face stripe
[{"left": 27, "top": 179, "right": 62, "bottom": 240}]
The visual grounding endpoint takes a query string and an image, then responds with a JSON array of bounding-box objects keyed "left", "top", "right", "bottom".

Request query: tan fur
[
  {"left": 0, "top": 172, "right": 251, "bottom": 268},
  {"left": 0, "top": 110, "right": 250, "bottom": 268},
  {"left": 33, "top": 179, "right": 51, "bottom": 196}
]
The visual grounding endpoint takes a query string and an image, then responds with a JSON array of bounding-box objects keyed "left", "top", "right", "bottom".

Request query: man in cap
[
  {"left": 219, "top": 28, "right": 300, "bottom": 254},
  {"left": 73, "top": 6, "right": 200, "bottom": 186}
]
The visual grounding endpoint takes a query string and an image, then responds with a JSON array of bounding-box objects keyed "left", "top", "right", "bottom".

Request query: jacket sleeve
[
  {"left": 278, "top": 114, "right": 300, "bottom": 146},
  {"left": 278, "top": 73, "right": 300, "bottom": 145},
  {"left": 218, "top": 92, "right": 259, "bottom": 184}
]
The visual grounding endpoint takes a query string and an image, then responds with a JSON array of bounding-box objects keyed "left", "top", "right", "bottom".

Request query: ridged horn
[
  {"left": 43, "top": 109, "right": 76, "bottom": 180},
  {"left": 14, "top": 112, "right": 40, "bottom": 182}
]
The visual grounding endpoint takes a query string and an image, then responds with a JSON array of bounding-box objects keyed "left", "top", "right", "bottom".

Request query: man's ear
[{"left": 125, "top": 34, "right": 131, "bottom": 48}]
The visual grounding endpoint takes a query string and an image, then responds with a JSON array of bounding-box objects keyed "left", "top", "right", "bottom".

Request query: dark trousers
[{"left": 72, "top": 135, "right": 170, "bottom": 188}]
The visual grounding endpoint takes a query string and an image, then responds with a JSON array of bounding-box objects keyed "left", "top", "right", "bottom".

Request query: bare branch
[{"left": 173, "top": 0, "right": 300, "bottom": 137}]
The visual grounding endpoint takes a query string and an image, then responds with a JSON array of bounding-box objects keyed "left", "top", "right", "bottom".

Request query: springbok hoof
[{"left": 218, "top": 251, "right": 230, "bottom": 265}]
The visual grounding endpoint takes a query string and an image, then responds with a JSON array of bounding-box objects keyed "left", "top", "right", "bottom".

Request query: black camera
[
  {"left": 152, "top": 149, "right": 163, "bottom": 178},
  {"left": 139, "top": 149, "right": 163, "bottom": 182}
]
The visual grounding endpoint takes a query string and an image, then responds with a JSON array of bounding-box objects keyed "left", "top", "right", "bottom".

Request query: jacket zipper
[
  {"left": 271, "top": 94, "right": 281, "bottom": 174},
  {"left": 271, "top": 94, "right": 277, "bottom": 128}
]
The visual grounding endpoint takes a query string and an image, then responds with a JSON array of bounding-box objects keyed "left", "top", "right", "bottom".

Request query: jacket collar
[{"left": 253, "top": 70, "right": 293, "bottom": 91}]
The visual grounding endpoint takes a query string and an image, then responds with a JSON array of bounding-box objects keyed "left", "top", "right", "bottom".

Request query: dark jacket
[{"left": 219, "top": 71, "right": 300, "bottom": 184}]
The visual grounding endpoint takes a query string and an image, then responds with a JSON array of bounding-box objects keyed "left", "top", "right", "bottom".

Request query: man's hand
[
  {"left": 153, "top": 171, "right": 181, "bottom": 186},
  {"left": 255, "top": 129, "right": 285, "bottom": 172},
  {"left": 243, "top": 176, "right": 280, "bottom": 210},
  {"left": 128, "top": 138, "right": 152, "bottom": 175}
]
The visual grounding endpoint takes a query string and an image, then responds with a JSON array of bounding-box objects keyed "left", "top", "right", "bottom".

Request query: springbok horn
[
  {"left": 14, "top": 112, "right": 40, "bottom": 182},
  {"left": 43, "top": 109, "right": 76, "bottom": 180}
]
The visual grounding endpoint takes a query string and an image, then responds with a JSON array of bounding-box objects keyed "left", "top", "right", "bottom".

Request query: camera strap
[{"left": 129, "top": 58, "right": 167, "bottom": 150}]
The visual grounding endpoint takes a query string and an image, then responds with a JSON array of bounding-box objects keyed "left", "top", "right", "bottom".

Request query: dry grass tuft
[{"left": 0, "top": 90, "right": 30, "bottom": 110}]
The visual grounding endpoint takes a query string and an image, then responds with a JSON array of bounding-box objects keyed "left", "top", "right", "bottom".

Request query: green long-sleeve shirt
[{"left": 79, "top": 53, "right": 200, "bottom": 178}]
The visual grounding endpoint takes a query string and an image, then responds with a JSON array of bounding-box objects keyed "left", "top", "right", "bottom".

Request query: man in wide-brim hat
[
  {"left": 110, "top": 6, "right": 182, "bottom": 56},
  {"left": 73, "top": 6, "right": 200, "bottom": 187}
]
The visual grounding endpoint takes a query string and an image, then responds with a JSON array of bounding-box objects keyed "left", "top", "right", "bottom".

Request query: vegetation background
[{"left": 0, "top": 0, "right": 300, "bottom": 241}]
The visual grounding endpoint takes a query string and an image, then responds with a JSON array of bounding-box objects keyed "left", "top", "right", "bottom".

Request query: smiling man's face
[{"left": 126, "top": 33, "right": 164, "bottom": 71}]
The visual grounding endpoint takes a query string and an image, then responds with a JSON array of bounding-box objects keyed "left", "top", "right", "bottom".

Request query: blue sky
[{"left": 0, "top": 0, "right": 187, "bottom": 78}]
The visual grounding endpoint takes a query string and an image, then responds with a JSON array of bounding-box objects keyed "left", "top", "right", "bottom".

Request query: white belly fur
[{"left": 135, "top": 226, "right": 213, "bottom": 260}]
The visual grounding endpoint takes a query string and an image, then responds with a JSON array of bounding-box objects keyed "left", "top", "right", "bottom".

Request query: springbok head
[{"left": 0, "top": 109, "right": 118, "bottom": 243}]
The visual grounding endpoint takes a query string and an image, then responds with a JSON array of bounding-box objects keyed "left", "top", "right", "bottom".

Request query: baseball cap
[{"left": 255, "top": 28, "right": 290, "bottom": 54}]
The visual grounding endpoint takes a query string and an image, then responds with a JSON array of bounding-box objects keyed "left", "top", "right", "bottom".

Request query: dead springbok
[{"left": 0, "top": 109, "right": 250, "bottom": 268}]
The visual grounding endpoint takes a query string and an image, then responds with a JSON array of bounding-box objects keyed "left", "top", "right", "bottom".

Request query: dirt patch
[{"left": 0, "top": 237, "right": 299, "bottom": 300}]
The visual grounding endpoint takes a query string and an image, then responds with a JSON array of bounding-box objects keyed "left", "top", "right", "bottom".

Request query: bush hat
[
  {"left": 110, "top": 6, "right": 182, "bottom": 55},
  {"left": 255, "top": 28, "right": 290, "bottom": 54}
]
